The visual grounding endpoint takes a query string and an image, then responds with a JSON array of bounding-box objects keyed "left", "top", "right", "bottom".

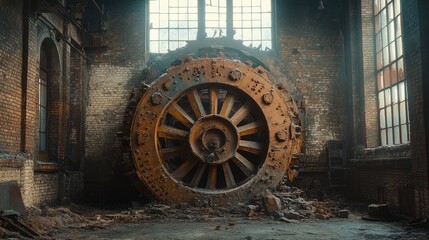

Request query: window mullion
[
  {"left": 226, "top": 0, "right": 233, "bottom": 38},
  {"left": 197, "top": 0, "right": 206, "bottom": 39}
]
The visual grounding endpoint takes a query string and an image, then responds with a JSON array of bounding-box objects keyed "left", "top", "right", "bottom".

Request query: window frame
[
  {"left": 38, "top": 67, "right": 49, "bottom": 161},
  {"left": 145, "top": 0, "right": 278, "bottom": 54},
  {"left": 373, "top": 0, "right": 410, "bottom": 146}
]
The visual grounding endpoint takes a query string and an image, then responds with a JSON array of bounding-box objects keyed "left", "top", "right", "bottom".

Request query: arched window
[{"left": 39, "top": 39, "right": 61, "bottom": 162}]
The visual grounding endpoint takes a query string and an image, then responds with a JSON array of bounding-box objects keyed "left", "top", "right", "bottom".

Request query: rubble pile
[
  {"left": 2, "top": 185, "right": 354, "bottom": 238},
  {"left": 245, "top": 185, "right": 349, "bottom": 223}
]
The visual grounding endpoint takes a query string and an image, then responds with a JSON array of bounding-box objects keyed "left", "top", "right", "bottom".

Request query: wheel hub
[{"left": 189, "top": 114, "right": 239, "bottom": 165}]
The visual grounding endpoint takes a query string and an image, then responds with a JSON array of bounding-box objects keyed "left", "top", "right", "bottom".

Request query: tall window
[
  {"left": 149, "top": 0, "right": 198, "bottom": 53},
  {"left": 374, "top": 0, "right": 409, "bottom": 146},
  {"left": 148, "top": 0, "right": 273, "bottom": 53},
  {"left": 232, "top": 0, "right": 272, "bottom": 50},
  {"left": 39, "top": 68, "right": 48, "bottom": 153}
]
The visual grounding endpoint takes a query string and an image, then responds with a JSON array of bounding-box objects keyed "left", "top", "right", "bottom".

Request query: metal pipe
[{"left": 20, "top": 0, "right": 30, "bottom": 152}]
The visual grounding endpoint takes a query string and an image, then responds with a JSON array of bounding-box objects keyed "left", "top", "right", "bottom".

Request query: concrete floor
[{"left": 55, "top": 218, "right": 429, "bottom": 240}]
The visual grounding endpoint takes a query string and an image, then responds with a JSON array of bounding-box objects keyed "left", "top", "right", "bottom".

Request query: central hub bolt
[
  {"left": 189, "top": 114, "right": 240, "bottom": 165},
  {"left": 208, "top": 137, "right": 220, "bottom": 150}
]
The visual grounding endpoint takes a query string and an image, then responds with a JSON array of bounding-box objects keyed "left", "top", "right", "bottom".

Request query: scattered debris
[
  {"left": 368, "top": 203, "right": 389, "bottom": 218},
  {"left": 0, "top": 183, "right": 361, "bottom": 238},
  {"left": 279, "top": 217, "right": 300, "bottom": 224},
  {"left": 338, "top": 209, "right": 350, "bottom": 218},
  {"left": 363, "top": 203, "right": 395, "bottom": 221},
  {"left": 263, "top": 191, "right": 282, "bottom": 214},
  {"left": 246, "top": 205, "right": 260, "bottom": 217}
]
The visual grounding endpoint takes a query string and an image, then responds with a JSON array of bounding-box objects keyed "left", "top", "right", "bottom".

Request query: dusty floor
[
  {"left": 2, "top": 186, "right": 429, "bottom": 239},
  {"left": 54, "top": 218, "right": 429, "bottom": 240}
]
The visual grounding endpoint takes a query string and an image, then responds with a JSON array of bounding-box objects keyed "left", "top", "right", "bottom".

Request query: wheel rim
[{"left": 157, "top": 84, "right": 268, "bottom": 190}]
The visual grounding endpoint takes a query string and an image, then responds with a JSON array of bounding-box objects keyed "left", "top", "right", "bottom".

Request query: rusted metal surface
[
  {"left": 0, "top": 181, "right": 25, "bottom": 217},
  {"left": 124, "top": 56, "right": 302, "bottom": 205}
]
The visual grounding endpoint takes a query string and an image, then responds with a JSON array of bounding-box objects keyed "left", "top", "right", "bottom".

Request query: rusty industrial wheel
[{"left": 129, "top": 57, "right": 302, "bottom": 205}]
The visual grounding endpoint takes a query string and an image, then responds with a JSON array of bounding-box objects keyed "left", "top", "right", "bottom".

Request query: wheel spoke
[
  {"left": 168, "top": 102, "right": 195, "bottom": 128},
  {"left": 222, "top": 162, "right": 237, "bottom": 188},
  {"left": 189, "top": 163, "right": 207, "bottom": 188},
  {"left": 186, "top": 88, "right": 206, "bottom": 118},
  {"left": 237, "top": 120, "right": 263, "bottom": 136},
  {"left": 210, "top": 87, "right": 218, "bottom": 114},
  {"left": 219, "top": 93, "right": 235, "bottom": 117},
  {"left": 231, "top": 152, "right": 256, "bottom": 177},
  {"left": 206, "top": 165, "right": 217, "bottom": 189},
  {"left": 158, "top": 125, "right": 189, "bottom": 141},
  {"left": 238, "top": 140, "right": 262, "bottom": 155},
  {"left": 230, "top": 101, "right": 251, "bottom": 125},
  {"left": 159, "top": 145, "right": 187, "bottom": 159},
  {"left": 172, "top": 158, "right": 198, "bottom": 180}
]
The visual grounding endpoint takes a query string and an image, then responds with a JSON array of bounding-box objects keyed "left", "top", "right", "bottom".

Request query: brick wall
[
  {"left": 32, "top": 172, "right": 59, "bottom": 204},
  {"left": 276, "top": 0, "right": 347, "bottom": 169},
  {"left": 402, "top": 0, "right": 429, "bottom": 217},
  {"left": 350, "top": 169, "right": 411, "bottom": 207},
  {"left": 0, "top": 0, "right": 85, "bottom": 206},
  {"left": 84, "top": 0, "right": 147, "bottom": 202},
  {"left": 0, "top": 0, "right": 23, "bottom": 154},
  {"left": 359, "top": 0, "right": 379, "bottom": 148}
]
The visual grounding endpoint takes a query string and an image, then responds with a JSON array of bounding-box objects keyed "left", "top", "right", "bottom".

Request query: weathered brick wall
[
  {"left": 402, "top": 0, "right": 429, "bottom": 217},
  {"left": 32, "top": 173, "right": 59, "bottom": 205},
  {"left": 0, "top": 0, "right": 85, "bottom": 206},
  {"left": 0, "top": 0, "right": 34, "bottom": 206},
  {"left": 359, "top": 0, "right": 379, "bottom": 148},
  {"left": 276, "top": 1, "right": 347, "bottom": 169},
  {"left": 350, "top": 169, "right": 411, "bottom": 207},
  {"left": 84, "top": 0, "right": 147, "bottom": 202},
  {"left": 0, "top": 0, "right": 23, "bottom": 154}
]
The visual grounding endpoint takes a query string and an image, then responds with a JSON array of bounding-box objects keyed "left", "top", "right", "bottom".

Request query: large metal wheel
[{"left": 129, "top": 57, "right": 302, "bottom": 204}]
